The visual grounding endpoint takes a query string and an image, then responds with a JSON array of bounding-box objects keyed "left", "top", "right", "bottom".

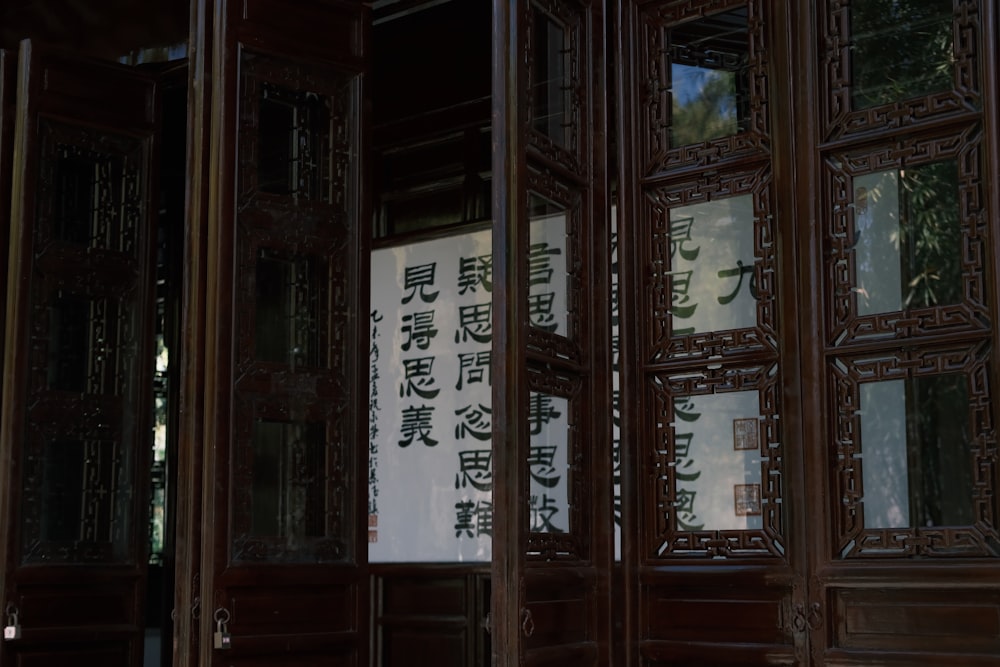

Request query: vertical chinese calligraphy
[{"left": 369, "top": 226, "right": 569, "bottom": 561}]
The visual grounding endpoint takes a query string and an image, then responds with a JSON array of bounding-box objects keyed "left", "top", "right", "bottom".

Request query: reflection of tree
[
  {"left": 671, "top": 68, "right": 738, "bottom": 147},
  {"left": 853, "top": 160, "right": 960, "bottom": 312},
  {"left": 851, "top": 0, "right": 953, "bottom": 109},
  {"left": 907, "top": 374, "right": 973, "bottom": 527},
  {"left": 899, "top": 161, "right": 961, "bottom": 308},
  {"left": 849, "top": 0, "right": 970, "bottom": 532}
]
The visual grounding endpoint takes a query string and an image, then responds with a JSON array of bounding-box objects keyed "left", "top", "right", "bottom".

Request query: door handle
[{"left": 520, "top": 607, "right": 534, "bottom": 638}]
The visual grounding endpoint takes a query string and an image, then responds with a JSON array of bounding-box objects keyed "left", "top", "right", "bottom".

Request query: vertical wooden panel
[
  {"left": 0, "top": 41, "right": 158, "bottom": 667},
  {"left": 493, "top": 1, "right": 612, "bottom": 666},
  {"left": 198, "top": 1, "right": 371, "bottom": 664}
]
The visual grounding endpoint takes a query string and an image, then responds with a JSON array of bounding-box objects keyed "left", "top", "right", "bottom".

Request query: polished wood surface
[
  {"left": 192, "top": 1, "right": 371, "bottom": 665},
  {"left": 0, "top": 2, "right": 998, "bottom": 666},
  {"left": 0, "top": 41, "right": 160, "bottom": 667}
]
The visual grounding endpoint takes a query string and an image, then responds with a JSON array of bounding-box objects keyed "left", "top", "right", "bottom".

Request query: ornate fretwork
[
  {"left": 525, "top": 0, "right": 585, "bottom": 176},
  {"left": 638, "top": 0, "right": 769, "bottom": 176},
  {"left": 830, "top": 344, "right": 998, "bottom": 557},
  {"left": 230, "top": 51, "right": 358, "bottom": 565},
  {"left": 646, "top": 364, "right": 784, "bottom": 559},
  {"left": 525, "top": 369, "right": 586, "bottom": 561},
  {"left": 820, "top": 0, "right": 980, "bottom": 142},
  {"left": 19, "top": 120, "right": 149, "bottom": 566},
  {"left": 824, "top": 126, "right": 989, "bottom": 345},
  {"left": 643, "top": 164, "right": 777, "bottom": 362},
  {"left": 230, "top": 396, "right": 350, "bottom": 564},
  {"left": 22, "top": 426, "right": 132, "bottom": 564},
  {"left": 238, "top": 51, "right": 354, "bottom": 224},
  {"left": 525, "top": 167, "right": 584, "bottom": 364},
  {"left": 35, "top": 121, "right": 145, "bottom": 259}
]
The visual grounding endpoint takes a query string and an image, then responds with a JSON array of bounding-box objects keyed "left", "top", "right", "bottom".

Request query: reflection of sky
[
  {"left": 670, "top": 195, "right": 756, "bottom": 335},
  {"left": 671, "top": 62, "right": 731, "bottom": 108}
]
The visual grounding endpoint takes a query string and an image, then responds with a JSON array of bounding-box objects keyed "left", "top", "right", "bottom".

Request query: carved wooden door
[
  {"left": 491, "top": 1, "right": 614, "bottom": 665},
  {"left": 193, "top": 0, "right": 371, "bottom": 664},
  {"left": 616, "top": 0, "right": 802, "bottom": 663},
  {"left": 616, "top": 0, "right": 1000, "bottom": 665},
  {"left": 0, "top": 41, "right": 159, "bottom": 666}
]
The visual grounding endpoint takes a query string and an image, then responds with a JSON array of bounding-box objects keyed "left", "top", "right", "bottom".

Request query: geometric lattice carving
[
  {"left": 526, "top": 0, "right": 585, "bottom": 176},
  {"left": 526, "top": 368, "right": 585, "bottom": 562},
  {"left": 645, "top": 363, "right": 784, "bottom": 559},
  {"left": 525, "top": 167, "right": 584, "bottom": 363},
  {"left": 824, "top": 126, "right": 989, "bottom": 346},
  {"left": 21, "top": 120, "right": 150, "bottom": 565},
  {"left": 638, "top": 0, "right": 769, "bottom": 176},
  {"left": 230, "top": 51, "right": 357, "bottom": 564},
  {"left": 820, "top": 0, "right": 980, "bottom": 142},
  {"left": 643, "top": 164, "right": 777, "bottom": 362},
  {"left": 830, "top": 344, "right": 999, "bottom": 558}
]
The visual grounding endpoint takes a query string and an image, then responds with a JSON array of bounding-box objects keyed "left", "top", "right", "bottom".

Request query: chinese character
[
  {"left": 457, "top": 254, "right": 493, "bottom": 294},
  {"left": 717, "top": 260, "right": 757, "bottom": 304},
  {"left": 398, "top": 404, "right": 438, "bottom": 447},
  {"left": 455, "top": 403, "right": 492, "bottom": 441},
  {"left": 527, "top": 445, "right": 561, "bottom": 488},
  {"left": 455, "top": 449, "right": 493, "bottom": 491},
  {"left": 528, "top": 242, "right": 561, "bottom": 286},
  {"left": 456, "top": 350, "right": 491, "bottom": 390},
  {"left": 669, "top": 214, "right": 700, "bottom": 261},
  {"left": 670, "top": 269, "right": 698, "bottom": 319},
  {"left": 528, "top": 393, "right": 562, "bottom": 435},
  {"left": 529, "top": 494, "right": 563, "bottom": 533},
  {"left": 455, "top": 500, "right": 476, "bottom": 537},
  {"left": 454, "top": 303, "right": 492, "bottom": 344},
  {"left": 528, "top": 292, "right": 557, "bottom": 332},
  {"left": 400, "top": 356, "right": 440, "bottom": 399},
  {"left": 401, "top": 311, "right": 438, "bottom": 351},
  {"left": 401, "top": 263, "right": 440, "bottom": 304}
]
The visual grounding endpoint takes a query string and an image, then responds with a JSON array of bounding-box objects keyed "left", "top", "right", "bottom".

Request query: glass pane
[
  {"left": 528, "top": 392, "right": 569, "bottom": 534},
  {"left": 258, "top": 82, "right": 336, "bottom": 202},
  {"left": 251, "top": 420, "right": 327, "bottom": 539},
  {"left": 669, "top": 194, "right": 757, "bottom": 335},
  {"left": 54, "top": 151, "right": 97, "bottom": 244},
  {"left": 256, "top": 249, "right": 326, "bottom": 367},
  {"left": 671, "top": 391, "right": 764, "bottom": 532},
  {"left": 369, "top": 229, "right": 495, "bottom": 563},
  {"left": 853, "top": 160, "right": 961, "bottom": 314},
  {"left": 528, "top": 194, "right": 569, "bottom": 336},
  {"left": 26, "top": 437, "right": 128, "bottom": 562},
  {"left": 50, "top": 140, "right": 138, "bottom": 253},
  {"left": 668, "top": 8, "right": 750, "bottom": 147},
  {"left": 860, "top": 374, "right": 973, "bottom": 528},
  {"left": 47, "top": 293, "right": 90, "bottom": 392},
  {"left": 851, "top": 0, "right": 953, "bottom": 109},
  {"left": 531, "top": 6, "right": 572, "bottom": 148}
]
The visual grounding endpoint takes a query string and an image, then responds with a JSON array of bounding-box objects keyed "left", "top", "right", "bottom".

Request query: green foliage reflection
[{"left": 851, "top": 0, "right": 953, "bottom": 109}]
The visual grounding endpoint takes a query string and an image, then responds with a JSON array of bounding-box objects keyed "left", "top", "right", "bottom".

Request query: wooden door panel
[
  {"left": 198, "top": 0, "right": 369, "bottom": 663},
  {"left": 828, "top": 587, "right": 1000, "bottom": 655},
  {"left": 492, "top": 1, "right": 612, "bottom": 665},
  {"left": 372, "top": 566, "right": 491, "bottom": 667},
  {"left": 0, "top": 41, "right": 158, "bottom": 666},
  {"left": 806, "top": 1, "right": 1000, "bottom": 665},
  {"left": 615, "top": 0, "right": 802, "bottom": 664}
]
